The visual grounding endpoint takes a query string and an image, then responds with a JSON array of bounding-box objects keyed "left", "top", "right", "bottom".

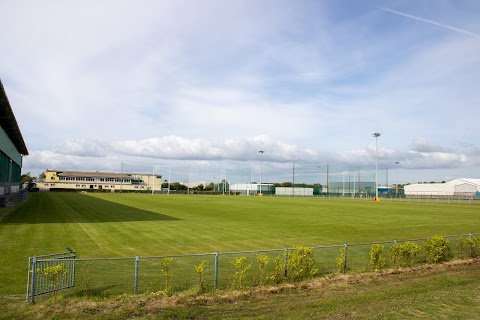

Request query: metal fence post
[
  {"left": 26, "top": 257, "right": 31, "bottom": 302},
  {"left": 343, "top": 244, "right": 348, "bottom": 273},
  {"left": 31, "top": 256, "right": 37, "bottom": 303},
  {"left": 393, "top": 240, "right": 397, "bottom": 265},
  {"left": 134, "top": 256, "right": 139, "bottom": 295},
  {"left": 469, "top": 233, "right": 473, "bottom": 257},
  {"left": 284, "top": 248, "right": 288, "bottom": 278},
  {"left": 214, "top": 252, "right": 219, "bottom": 288},
  {"left": 72, "top": 252, "right": 77, "bottom": 287}
]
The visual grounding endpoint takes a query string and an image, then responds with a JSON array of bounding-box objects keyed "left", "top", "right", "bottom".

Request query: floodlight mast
[
  {"left": 258, "top": 150, "right": 264, "bottom": 195},
  {"left": 372, "top": 133, "right": 381, "bottom": 200},
  {"left": 395, "top": 161, "right": 400, "bottom": 196}
]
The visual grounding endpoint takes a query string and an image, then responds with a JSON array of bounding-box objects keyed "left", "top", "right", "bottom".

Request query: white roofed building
[{"left": 404, "top": 179, "right": 480, "bottom": 198}]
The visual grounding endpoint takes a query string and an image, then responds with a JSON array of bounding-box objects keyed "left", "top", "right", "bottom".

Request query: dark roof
[
  {"left": 55, "top": 170, "right": 129, "bottom": 179},
  {"left": 0, "top": 79, "right": 28, "bottom": 155},
  {"left": 51, "top": 170, "right": 161, "bottom": 179}
]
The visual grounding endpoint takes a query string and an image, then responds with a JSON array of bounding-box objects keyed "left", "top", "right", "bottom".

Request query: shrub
[
  {"left": 369, "top": 244, "right": 386, "bottom": 271},
  {"left": 39, "top": 263, "right": 67, "bottom": 301},
  {"left": 230, "top": 257, "right": 252, "bottom": 289},
  {"left": 256, "top": 254, "right": 270, "bottom": 285},
  {"left": 457, "top": 236, "right": 480, "bottom": 259},
  {"left": 424, "top": 235, "right": 452, "bottom": 264},
  {"left": 194, "top": 260, "right": 208, "bottom": 293},
  {"left": 389, "top": 242, "right": 421, "bottom": 267},
  {"left": 268, "top": 256, "right": 286, "bottom": 284},
  {"left": 160, "top": 258, "right": 173, "bottom": 293},
  {"left": 285, "top": 246, "right": 318, "bottom": 281},
  {"left": 335, "top": 247, "right": 347, "bottom": 273}
]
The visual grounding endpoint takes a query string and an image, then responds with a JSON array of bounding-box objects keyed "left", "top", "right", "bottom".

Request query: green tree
[
  {"left": 21, "top": 173, "right": 37, "bottom": 189},
  {"left": 205, "top": 182, "right": 214, "bottom": 191},
  {"left": 193, "top": 184, "right": 205, "bottom": 191},
  {"left": 170, "top": 182, "right": 188, "bottom": 191}
]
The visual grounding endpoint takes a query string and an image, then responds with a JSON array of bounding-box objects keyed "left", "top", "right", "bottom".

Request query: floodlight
[{"left": 372, "top": 133, "right": 381, "bottom": 200}]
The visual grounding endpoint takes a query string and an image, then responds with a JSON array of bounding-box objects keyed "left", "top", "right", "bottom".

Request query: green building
[{"left": 0, "top": 79, "right": 28, "bottom": 198}]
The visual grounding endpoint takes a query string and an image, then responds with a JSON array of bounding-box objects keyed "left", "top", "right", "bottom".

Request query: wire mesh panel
[
  {"left": 217, "top": 250, "right": 286, "bottom": 289},
  {"left": 138, "top": 254, "right": 215, "bottom": 294},
  {"left": 69, "top": 258, "right": 136, "bottom": 298},
  {"left": 347, "top": 243, "right": 378, "bottom": 272},
  {"left": 217, "top": 248, "right": 332, "bottom": 290},
  {"left": 313, "top": 245, "right": 344, "bottom": 275}
]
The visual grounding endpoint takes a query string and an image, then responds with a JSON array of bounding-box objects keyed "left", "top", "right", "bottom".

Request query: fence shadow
[{"left": 3, "top": 193, "right": 181, "bottom": 224}]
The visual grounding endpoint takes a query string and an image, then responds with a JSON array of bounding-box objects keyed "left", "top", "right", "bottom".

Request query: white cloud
[
  {"left": 1, "top": 0, "right": 479, "bottom": 182},
  {"left": 52, "top": 139, "right": 107, "bottom": 157}
]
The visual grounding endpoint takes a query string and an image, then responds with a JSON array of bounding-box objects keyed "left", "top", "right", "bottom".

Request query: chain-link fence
[{"left": 27, "top": 233, "right": 480, "bottom": 302}]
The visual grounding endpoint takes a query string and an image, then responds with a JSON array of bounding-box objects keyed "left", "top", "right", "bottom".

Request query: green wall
[{"left": 0, "top": 127, "right": 23, "bottom": 185}]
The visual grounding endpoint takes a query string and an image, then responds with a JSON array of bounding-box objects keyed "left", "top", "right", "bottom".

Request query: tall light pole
[
  {"left": 258, "top": 150, "right": 264, "bottom": 195},
  {"left": 292, "top": 160, "right": 295, "bottom": 197},
  {"left": 217, "top": 157, "right": 221, "bottom": 192},
  {"left": 372, "top": 133, "right": 381, "bottom": 200},
  {"left": 395, "top": 161, "right": 400, "bottom": 197}
]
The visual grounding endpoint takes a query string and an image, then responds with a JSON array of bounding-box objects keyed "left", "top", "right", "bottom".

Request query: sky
[{"left": 1, "top": 0, "right": 479, "bottom": 185}]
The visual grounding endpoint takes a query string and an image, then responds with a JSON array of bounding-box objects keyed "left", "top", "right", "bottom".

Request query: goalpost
[
  {"left": 225, "top": 167, "right": 252, "bottom": 195},
  {"left": 121, "top": 162, "right": 191, "bottom": 194},
  {"left": 120, "top": 162, "right": 159, "bottom": 194}
]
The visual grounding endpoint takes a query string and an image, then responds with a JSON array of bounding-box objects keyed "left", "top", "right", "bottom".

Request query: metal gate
[{"left": 26, "top": 247, "right": 76, "bottom": 303}]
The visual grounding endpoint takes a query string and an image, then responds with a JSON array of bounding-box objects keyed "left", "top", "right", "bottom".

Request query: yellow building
[{"left": 38, "top": 169, "right": 162, "bottom": 192}]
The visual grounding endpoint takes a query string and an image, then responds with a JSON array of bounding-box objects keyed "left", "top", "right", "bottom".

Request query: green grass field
[{"left": 1, "top": 192, "right": 479, "bottom": 298}]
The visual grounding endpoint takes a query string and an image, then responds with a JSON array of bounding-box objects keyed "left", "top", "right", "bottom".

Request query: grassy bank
[{"left": 2, "top": 259, "right": 479, "bottom": 319}]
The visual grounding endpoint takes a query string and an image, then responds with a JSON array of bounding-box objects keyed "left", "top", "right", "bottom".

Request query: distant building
[
  {"left": 37, "top": 169, "right": 162, "bottom": 192},
  {"left": 404, "top": 179, "right": 480, "bottom": 198},
  {"left": 0, "top": 79, "right": 28, "bottom": 197}
]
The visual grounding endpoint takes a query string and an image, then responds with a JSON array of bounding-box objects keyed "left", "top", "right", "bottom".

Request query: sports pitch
[{"left": 1, "top": 192, "right": 479, "bottom": 295}]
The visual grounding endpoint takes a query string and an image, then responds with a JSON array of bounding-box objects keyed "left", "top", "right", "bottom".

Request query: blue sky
[{"left": 1, "top": 0, "right": 479, "bottom": 184}]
